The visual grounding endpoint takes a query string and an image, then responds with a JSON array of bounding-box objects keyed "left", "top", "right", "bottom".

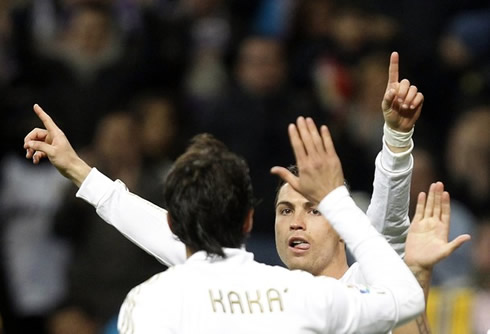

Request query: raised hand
[
  {"left": 270, "top": 117, "right": 344, "bottom": 203},
  {"left": 23, "top": 104, "right": 91, "bottom": 187},
  {"left": 404, "top": 182, "right": 471, "bottom": 270},
  {"left": 382, "top": 52, "right": 424, "bottom": 133}
]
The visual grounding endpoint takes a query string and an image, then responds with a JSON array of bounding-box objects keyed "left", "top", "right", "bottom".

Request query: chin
[{"left": 287, "top": 260, "right": 312, "bottom": 273}]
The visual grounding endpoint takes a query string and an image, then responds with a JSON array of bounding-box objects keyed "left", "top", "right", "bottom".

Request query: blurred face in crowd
[
  {"left": 181, "top": 0, "right": 224, "bottom": 17},
  {"left": 472, "top": 220, "right": 490, "bottom": 288},
  {"left": 139, "top": 98, "right": 177, "bottom": 157},
  {"left": 357, "top": 55, "right": 387, "bottom": 112},
  {"left": 446, "top": 108, "right": 490, "bottom": 202},
  {"left": 298, "top": 0, "right": 333, "bottom": 38},
  {"left": 95, "top": 112, "right": 140, "bottom": 163},
  {"left": 236, "top": 37, "right": 286, "bottom": 96},
  {"left": 275, "top": 183, "right": 348, "bottom": 278},
  {"left": 68, "top": 6, "right": 112, "bottom": 57}
]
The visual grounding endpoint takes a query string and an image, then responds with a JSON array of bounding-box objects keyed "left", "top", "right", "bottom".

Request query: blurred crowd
[{"left": 0, "top": 0, "right": 488, "bottom": 333}]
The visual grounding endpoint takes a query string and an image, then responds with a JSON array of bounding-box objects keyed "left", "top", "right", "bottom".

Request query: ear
[{"left": 242, "top": 208, "right": 254, "bottom": 234}]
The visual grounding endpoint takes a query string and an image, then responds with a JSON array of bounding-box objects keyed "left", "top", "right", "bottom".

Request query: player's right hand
[{"left": 24, "top": 104, "right": 91, "bottom": 187}]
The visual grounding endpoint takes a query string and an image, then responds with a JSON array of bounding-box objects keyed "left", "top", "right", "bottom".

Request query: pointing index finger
[
  {"left": 387, "top": 51, "right": 399, "bottom": 86},
  {"left": 33, "top": 104, "right": 59, "bottom": 132}
]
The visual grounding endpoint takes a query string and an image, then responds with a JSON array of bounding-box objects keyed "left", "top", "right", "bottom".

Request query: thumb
[
  {"left": 271, "top": 166, "right": 299, "bottom": 189},
  {"left": 445, "top": 234, "right": 472, "bottom": 256}
]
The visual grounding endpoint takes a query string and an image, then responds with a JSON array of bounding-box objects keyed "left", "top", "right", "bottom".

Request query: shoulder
[
  {"left": 340, "top": 262, "right": 367, "bottom": 284},
  {"left": 126, "top": 268, "right": 177, "bottom": 300}
]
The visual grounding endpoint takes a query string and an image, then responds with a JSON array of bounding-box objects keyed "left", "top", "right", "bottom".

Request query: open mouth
[{"left": 288, "top": 237, "right": 310, "bottom": 251}]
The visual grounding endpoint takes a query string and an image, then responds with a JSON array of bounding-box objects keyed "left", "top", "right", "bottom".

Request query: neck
[
  {"left": 319, "top": 246, "right": 350, "bottom": 279},
  {"left": 186, "top": 246, "right": 196, "bottom": 259}
]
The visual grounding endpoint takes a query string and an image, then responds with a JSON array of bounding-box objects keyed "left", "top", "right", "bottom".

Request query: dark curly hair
[{"left": 163, "top": 134, "right": 256, "bottom": 257}]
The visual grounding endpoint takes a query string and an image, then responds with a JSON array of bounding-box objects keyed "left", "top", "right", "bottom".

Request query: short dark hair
[
  {"left": 163, "top": 134, "right": 256, "bottom": 257},
  {"left": 274, "top": 165, "right": 298, "bottom": 206}
]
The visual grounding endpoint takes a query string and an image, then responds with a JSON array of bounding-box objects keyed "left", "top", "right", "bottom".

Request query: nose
[{"left": 290, "top": 214, "right": 306, "bottom": 230}]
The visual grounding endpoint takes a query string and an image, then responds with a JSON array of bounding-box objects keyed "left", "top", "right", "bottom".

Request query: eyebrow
[
  {"left": 275, "top": 200, "right": 316, "bottom": 209},
  {"left": 275, "top": 201, "right": 292, "bottom": 209}
]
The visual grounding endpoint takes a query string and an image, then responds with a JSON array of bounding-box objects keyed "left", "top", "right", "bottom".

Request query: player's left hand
[
  {"left": 382, "top": 52, "right": 424, "bottom": 132},
  {"left": 404, "top": 182, "right": 471, "bottom": 270},
  {"left": 271, "top": 117, "right": 344, "bottom": 203}
]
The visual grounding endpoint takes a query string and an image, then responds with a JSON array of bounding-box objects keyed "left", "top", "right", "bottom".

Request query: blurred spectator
[
  {"left": 439, "top": 9, "right": 490, "bottom": 69},
  {"left": 345, "top": 52, "right": 390, "bottom": 160},
  {"left": 181, "top": 0, "right": 231, "bottom": 104},
  {"left": 445, "top": 107, "right": 490, "bottom": 216},
  {"left": 131, "top": 93, "right": 180, "bottom": 204},
  {"left": 0, "top": 149, "right": 71, "bottom": 334},
  {"left": 25, "top": 1, "right": 142, "bottom": 150},
  {"left": 438, "top": 9, "right": 490, "bottom": 115},
  {"left": 287, "top": 0, "right": 399, "bottom": 95},
  {"left": 471, "top": 217, "right": 490, "bottom": 333},
  {"left": 190, "top": 36, "right": 323, "bottom": 241},
  {"left": 0, "top": 1, "right": 17, "bottom": 86},
  {"left": 411, "top": 148, "right": 477, "bottom": 286},
  {"left": 48, "top": 111, "right": 165, "bottom": 334},
  {"left": 252, "top": 0, "right": 295, "bottom": 38},
  {"left": 144, "top": 0, "right": 261, "bottom": 100}
]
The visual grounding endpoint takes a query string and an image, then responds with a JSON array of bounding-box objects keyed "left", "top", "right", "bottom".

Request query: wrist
[
  {"left": 384, "top": 123, "right": 414, "bottom": 150},
  {"left": 407, "top": 265, "right": 432, "bottom": 286},
  {"left": 64, "top": 156, "right": 92, "bottom": 188},
  {"left": 386, "top": 142, "right": 411, "bottom": 153}
]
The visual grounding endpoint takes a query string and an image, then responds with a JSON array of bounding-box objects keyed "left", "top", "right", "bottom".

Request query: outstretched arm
[
  {"left": 367, "top": 51, "right": 424, "bottom": 256},
  {"left": 24, "top": 104, "right": 186, "bottom": 266},
  {"left": 394, "top": 182, "right": 471, "bottom": 334},
  {"left": 272, "top": 117, "right": 424, "bottom": 330}
]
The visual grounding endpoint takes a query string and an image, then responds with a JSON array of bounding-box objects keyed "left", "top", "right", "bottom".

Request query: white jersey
[
  {"left": 76, "top": 139, "right": 413, "bottom": 267},
  {"left": 75, "top": 139, "right": 416, "bottom": 333},
  {"left": 117, "top": 187, "right": 423, "bottom": 334}
]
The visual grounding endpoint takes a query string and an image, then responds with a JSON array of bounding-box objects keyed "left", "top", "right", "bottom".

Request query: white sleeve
[
  {"left": 366, "top": 138, "right": 413, "bottom": 257},
  {"left": 318, "top": 186, "right": 424, "bottom": 329},
  {"left": 76, "top": 168, "right": 186, "bottom": 266}
]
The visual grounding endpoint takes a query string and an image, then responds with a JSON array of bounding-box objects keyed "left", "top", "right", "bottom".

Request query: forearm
[
  {"left": 76, "top": 168, "right": 186, "bottom": 266},
  {"left": 393, "top": 266, "right": 432, "bottom": 333},
  {"left": 319, "top": 186, "right": 424, "bottom": 324},
  {"left": 366, "top": 139, "right": 413, "bottom": 256},
  {"left": 409, "top": 266, "right": 432, "bottom": 305},
  {"left": 393, "top": 314, "right": 431, "bottom": 334}
]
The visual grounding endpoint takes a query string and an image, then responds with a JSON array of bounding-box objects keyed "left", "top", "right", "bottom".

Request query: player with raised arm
[{"left": 23, "top": 53, "right": 470, "bottom": 333}]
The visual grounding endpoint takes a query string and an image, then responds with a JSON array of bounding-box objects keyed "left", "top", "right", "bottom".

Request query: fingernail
[
  {"left": 402, "top": 104, "right": 408, "bottom": 109},
  {"left": 410, "top": 105, "right": 415, "bottom": 109}
]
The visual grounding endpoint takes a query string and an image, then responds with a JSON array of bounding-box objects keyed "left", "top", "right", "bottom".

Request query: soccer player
[
  {"left": 26, "top": 105, "right": 428, "bottom": 332},
  {"left": 24, "top": 52, "right": 468, "bottom": 332}
]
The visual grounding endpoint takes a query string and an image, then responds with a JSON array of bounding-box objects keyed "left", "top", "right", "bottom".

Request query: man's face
[
  {"left": 275, "top": 184, "right": 346, "bottom": 277},
  {"left": 237, "top": 38, "right": 286, "bottom": 96}
]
